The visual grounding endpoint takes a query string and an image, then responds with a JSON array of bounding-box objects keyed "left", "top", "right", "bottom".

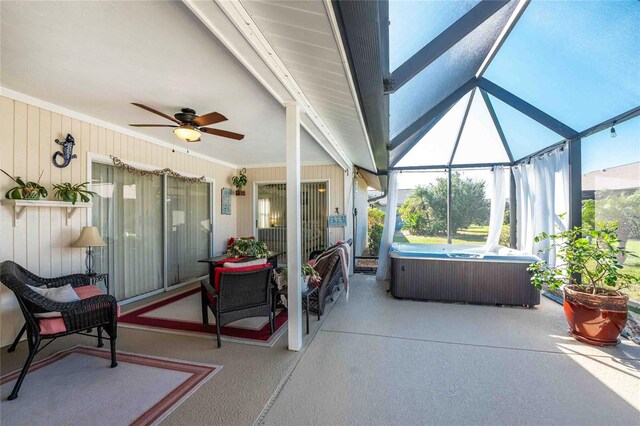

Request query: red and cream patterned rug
[
  {"left": 119, "top": 287, "right": 288, "bottom": 347},
  {"left": 0, "top": 346, "right": 220, "bottom": 426}
]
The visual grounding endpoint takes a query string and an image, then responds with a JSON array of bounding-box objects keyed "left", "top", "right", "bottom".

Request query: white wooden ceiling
[
  {"left": 235, "top": 0, "right": 374, "bottom": 169},
  {"left": 0, "top": 0, "right": 339, "bottom": 167}
]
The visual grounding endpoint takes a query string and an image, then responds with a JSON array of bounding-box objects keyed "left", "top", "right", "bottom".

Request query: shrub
[
  {"left": 367, "top": 208, "right": 385, "bottom": 256},
  {"left": 368, "top": 222, "right": 384, "bottom": 255}
]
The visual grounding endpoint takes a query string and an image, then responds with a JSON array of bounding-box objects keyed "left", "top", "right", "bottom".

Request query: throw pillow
[
  {"left": 28, "top": 283, "right": 80, "bottom": 303},
  {"left": 223, "top": 258, "right": 267, "bottom": 268}
]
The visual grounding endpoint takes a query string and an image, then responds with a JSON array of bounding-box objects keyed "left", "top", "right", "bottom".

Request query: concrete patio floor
[
  {"left": 263, "top": 274, "right": 640, "bottom": 425},
  {"left": 2, "top": 275, "right": 638, "bottom": 425}
]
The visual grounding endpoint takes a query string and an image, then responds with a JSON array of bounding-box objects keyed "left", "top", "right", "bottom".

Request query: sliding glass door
[
  {"left": 92, "top": 162, "right": 213, "bottom": 301},
  {"left": 166, "top": 177, "right": 211, "bottom": 287},
  {"left": 256, "top": 182, "right": 327, "bottom": 262},
  {"left": 92, "top": 163, "right": 164, "bottom": 300}
]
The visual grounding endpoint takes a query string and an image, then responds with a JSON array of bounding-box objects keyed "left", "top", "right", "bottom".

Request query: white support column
[{"left": 285, "top": 101, "right": 303, "bottom": 351}]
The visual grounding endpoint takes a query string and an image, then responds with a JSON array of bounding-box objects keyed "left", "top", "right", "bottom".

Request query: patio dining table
[{"left": 198, "top": 251, "right": 284, "bottom": 288}]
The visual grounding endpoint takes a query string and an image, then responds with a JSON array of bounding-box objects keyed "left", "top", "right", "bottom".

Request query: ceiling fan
[{"left": 129, "top": 103, "right": 244, "bottom": 142}]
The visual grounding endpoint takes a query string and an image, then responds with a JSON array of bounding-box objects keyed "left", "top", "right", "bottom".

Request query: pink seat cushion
[{"left": 38, "top": 286, "right": 120, "bottom": 335}]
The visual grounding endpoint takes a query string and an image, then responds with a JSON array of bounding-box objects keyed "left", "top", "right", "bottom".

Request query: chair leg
[
  {"left": 269, "top": 310, "right": 275, "bottom": 335},
  {"left": 109, "top": 335, "right": 118, "bottom": 368},
  {"left": 8, "top": 324, "right": 27, "bottom": 353},
  {"left": 215, "top": 304, "right": 221, "bottom": 348},
  {"left": 201, "top": 289, "right": 209, "bottom": 325},
  {"left": 8, "top": 334, "right": 40, "bottom": 400},
  {"left": 97, "top": 326, "right": 104, "bottom": 348}
]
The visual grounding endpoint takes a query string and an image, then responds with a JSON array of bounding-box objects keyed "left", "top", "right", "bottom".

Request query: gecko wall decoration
[{"left": 52, "top": 133, "right": 77, "bottom": 168}]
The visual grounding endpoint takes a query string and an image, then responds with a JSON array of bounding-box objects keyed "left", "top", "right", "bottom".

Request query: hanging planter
[{"left": 232, "top": 168, "right": 248, "bottom": 196}]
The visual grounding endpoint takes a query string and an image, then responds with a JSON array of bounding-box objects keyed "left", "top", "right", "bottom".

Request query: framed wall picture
[{"left": 221, "top": 188, "right": 232, "bottom": 215}]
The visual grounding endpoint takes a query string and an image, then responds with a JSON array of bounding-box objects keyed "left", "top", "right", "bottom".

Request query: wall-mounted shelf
[{"left": 1, "top": 199, "right": 92, "bottom": 227}]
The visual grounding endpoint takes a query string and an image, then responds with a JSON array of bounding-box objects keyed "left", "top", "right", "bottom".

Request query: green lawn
[{"left": 394, "top": 225, "right": 490, "bottom": 245}]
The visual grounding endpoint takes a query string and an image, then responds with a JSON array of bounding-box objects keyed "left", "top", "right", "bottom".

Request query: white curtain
[
  {"left": 376, "top": 171, "right": 399, "bottom": 281},
  {"left": 92, "top": 163, "right": 164, "bottom": 300},
  {"left": 485, "top": 166, "right": 508, "bottom": 252},
  {"left": 166, "top": 178, "right": 210, "bottom": 286},
  {"left": 511, "top": 146, "right": 569, "bottom": 266}
]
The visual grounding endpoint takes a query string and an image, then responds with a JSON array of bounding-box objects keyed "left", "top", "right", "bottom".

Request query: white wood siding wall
[
  {"left": 237, "top": 165, "right": 346, "bottom": 244},
  {"left": 0, "top": 96, "right": 237, "bottom": 347}
]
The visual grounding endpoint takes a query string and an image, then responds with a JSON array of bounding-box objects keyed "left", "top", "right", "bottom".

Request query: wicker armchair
[
  {"left": 308, "top": 239, "right": 352, "bottom": 316},
  {"left": 0, "top": 261, "right": 119, "bottom": 400},
  {"left": 201, "top": 264, "right": 274, "bottom": 348}
]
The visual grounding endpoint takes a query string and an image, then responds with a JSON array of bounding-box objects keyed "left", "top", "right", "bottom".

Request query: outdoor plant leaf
[
  {"left": 227, "top": 238, "right": 270, "bottom": 258},
  {"left": 1, "top": 169, "right": 47, "bottom": 199},
  {"left": 527, "top": 222, "right": 638, "bottom": 295},
  {"left": 52, "top": 182, "right": 97, "bottom": 205}
]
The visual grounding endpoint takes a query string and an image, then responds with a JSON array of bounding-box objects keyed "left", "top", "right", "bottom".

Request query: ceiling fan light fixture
[{"left": 173, "top": 125, "right": 201, "bottom": 142}]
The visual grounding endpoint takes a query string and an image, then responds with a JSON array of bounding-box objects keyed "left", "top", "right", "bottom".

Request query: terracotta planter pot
[{"left": 563, "top": 285, "right": 628, "bottom": 346}]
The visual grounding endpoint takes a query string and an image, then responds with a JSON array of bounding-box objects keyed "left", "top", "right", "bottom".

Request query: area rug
[
  {"left": 119, "top": 287, "right": 288, "bottom": 347},
  {"left": 0, "top": 346, "right": 220, "bottom": 426}
]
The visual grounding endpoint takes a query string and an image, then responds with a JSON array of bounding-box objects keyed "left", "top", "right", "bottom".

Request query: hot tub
[{"left": 390, "top": 244, "right": 541, "bottom": 307}]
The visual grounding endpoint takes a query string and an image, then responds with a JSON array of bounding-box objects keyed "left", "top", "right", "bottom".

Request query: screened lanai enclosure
[{"left": 353, "top": 0, "right": 640, "bottom": 303}]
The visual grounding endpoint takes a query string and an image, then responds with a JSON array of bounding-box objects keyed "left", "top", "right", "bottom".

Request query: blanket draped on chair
[{"left": 314, "top": 242, "right": 351, "bottom": 300}]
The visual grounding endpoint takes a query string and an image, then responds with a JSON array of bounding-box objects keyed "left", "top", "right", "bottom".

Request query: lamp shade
[{"left": 72, "top": 226, "right": 107, "bottom": 248}]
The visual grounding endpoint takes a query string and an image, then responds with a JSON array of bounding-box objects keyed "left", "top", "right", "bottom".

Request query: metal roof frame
[{"left": 388, "top": 0, "right": 510, "bottom": 93}]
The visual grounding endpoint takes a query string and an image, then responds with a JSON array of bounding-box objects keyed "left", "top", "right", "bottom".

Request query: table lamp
[{"left": 72, "top": 226, "right": 107, "bottom": 275}]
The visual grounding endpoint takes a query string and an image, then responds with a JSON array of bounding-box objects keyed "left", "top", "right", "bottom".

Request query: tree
[{"left": 399, "top": 172, "right": 490, "bottom": 235}]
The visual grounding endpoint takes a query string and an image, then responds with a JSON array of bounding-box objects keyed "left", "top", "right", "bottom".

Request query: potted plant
[
  {"left": 52, "top": 182, "right": 97, "bottom": 205},
  {"left": 232, "top": 168, "right": 248, "bottom": 196},
  {"left": 227, "top": 238, "right": 270, "bottom": 258},
  {"left": 275, "top": 264, "right": 320, "bottom": 292},
  {"left": 528, "top": 222, "right": 637, "bottom": 346},
  {"left": 1, "top": 169, "right": 47, "bottom": 200}
]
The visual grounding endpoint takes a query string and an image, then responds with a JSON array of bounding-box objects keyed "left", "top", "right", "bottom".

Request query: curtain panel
[
  {"left": 485, "top": 166, "right": 508, "bottom": 252},
  {"left": 376, "top": 171, "right": 399, "bottom": 281},
  {"left": 511, "top": 147, "right": 569, "bottom": 266}
]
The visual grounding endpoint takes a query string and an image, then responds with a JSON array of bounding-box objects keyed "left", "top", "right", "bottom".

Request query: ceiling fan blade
[
  {"left": 131, "top": 103, "right": 181, "bottom": 124},
  {"left": 129, "top": 124, "right": 178, "bottom": 128},
  {"left": 193, "top": 112, "right": 227, "bottom": 127},
  {"left": 200, "top": 127, "right": 245, "bottom": 140}
]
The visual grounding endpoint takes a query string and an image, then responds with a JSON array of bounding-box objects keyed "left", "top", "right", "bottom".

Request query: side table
[
  {"left": 87, "top": 273, "right": 109, "bottom": 295},
  {"left": 274, "top": 285, "right": 319, "bottom": 335}
]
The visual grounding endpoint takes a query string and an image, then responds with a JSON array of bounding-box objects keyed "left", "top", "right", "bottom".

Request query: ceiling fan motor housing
[{"left": 174, "top": 108, "right": 197, "bottom": 124}]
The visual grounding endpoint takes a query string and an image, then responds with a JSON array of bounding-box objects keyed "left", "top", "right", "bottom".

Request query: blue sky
[{"left": 390, "top": 0, "right": 639, "bottom": 174}]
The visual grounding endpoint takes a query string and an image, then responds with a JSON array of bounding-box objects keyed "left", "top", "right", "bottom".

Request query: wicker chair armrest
[
  {"left": 201, "top": 279, "right": 217, "bottom": 296},
  {"left": 31, "top": 293, "right": 116, "bottom": 315},
  {"left": 44, "top": 274, "right": 92, "bottom": 288},
  {"left": 60, "top": 295, "right": 119, "bottom": 333}
]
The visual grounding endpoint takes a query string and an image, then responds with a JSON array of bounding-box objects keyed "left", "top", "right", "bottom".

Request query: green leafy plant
[
  {"left": 52, "top": 182, "right": 96, "bottom": 205},
  {"left": 367, "top": 207, "right": 385, "bottom": 255},
  {"left": 227, "top": 238, "right": 270, "bottom": 258},
  {"left": 528, "top": 222, "right": 638, "bottom": 296},
  {"left": 1, "top": 169, "right": 47, "bottom": 200},
  {"left": 231, "top": 168, "right": 248, "bottom": 191},
  {"left": 280, "top": 264, "right": 320, "bottom": 282}
]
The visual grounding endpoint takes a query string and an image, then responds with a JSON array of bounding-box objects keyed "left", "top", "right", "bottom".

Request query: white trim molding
[{"left": 205, "top": 0, "right": 354, "bottom": 170}]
